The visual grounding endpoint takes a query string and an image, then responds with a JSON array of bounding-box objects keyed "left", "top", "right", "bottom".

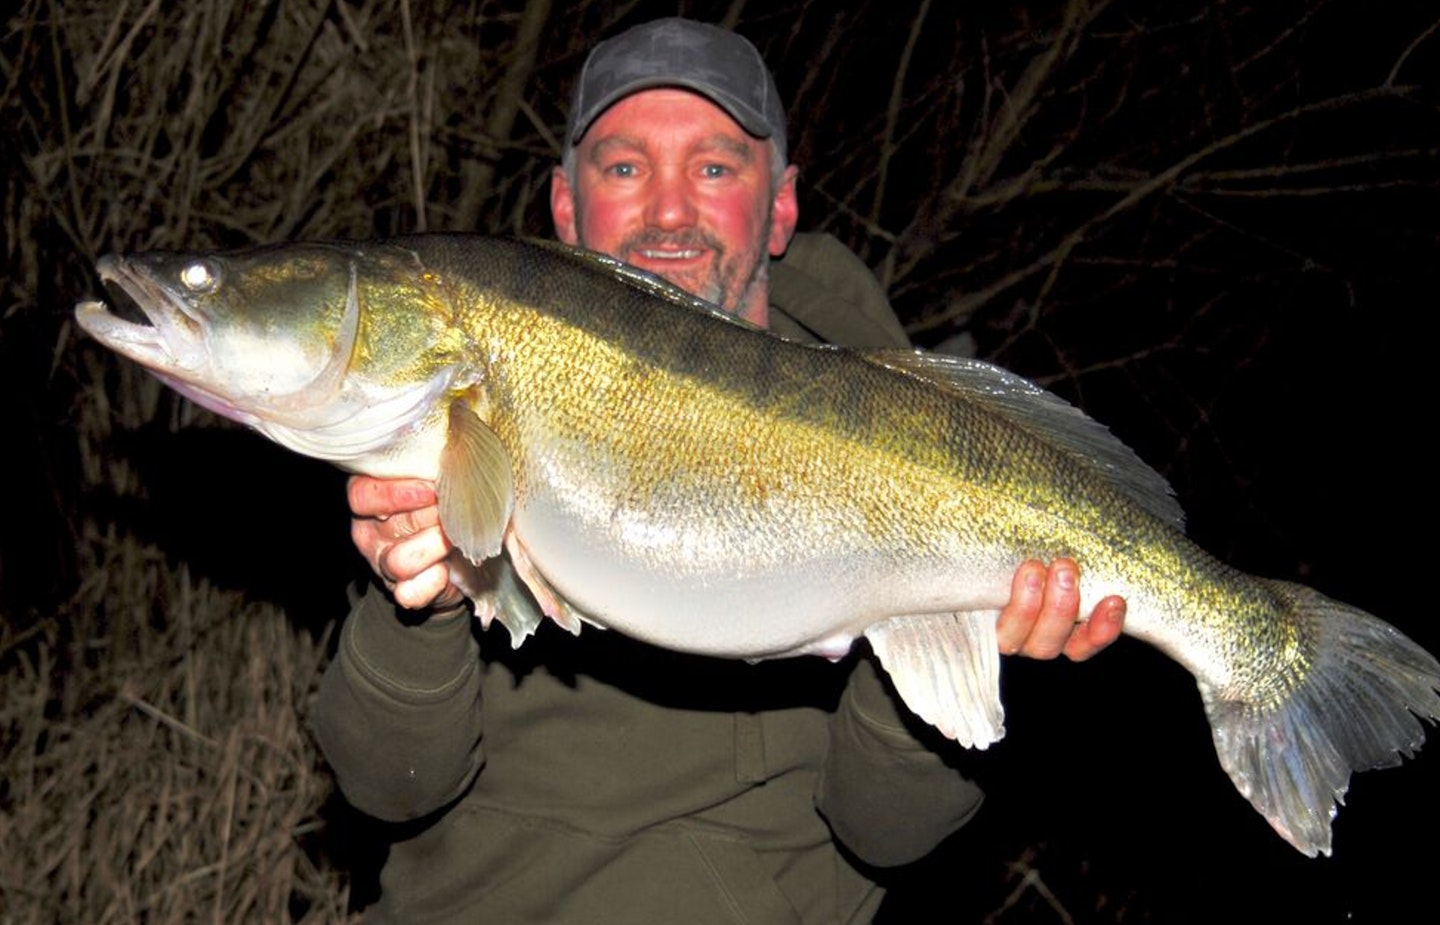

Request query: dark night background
[{"left": 2, "top": 1, "right": 1437, "bottom": 921}]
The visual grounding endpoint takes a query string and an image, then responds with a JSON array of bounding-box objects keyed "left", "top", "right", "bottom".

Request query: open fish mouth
[
  {"left": 76, "top": 256, "right": 203, "bottom": 365},
  {"left": 99, "top": 274, "right": 152, "bottom": 326},
  {"left": 75, "top": 247, "right": 444, "bottom": 450},
  {"left": 75, "top": 257, "right": 250, "bottom": 422}
]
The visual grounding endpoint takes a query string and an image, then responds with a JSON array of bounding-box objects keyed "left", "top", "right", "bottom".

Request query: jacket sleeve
[
  {"left": 311, "top": 583, "right": 485, "bottom": 822},
  {"left": 816, "top": 655, "right": 985, "bottom": 867}
]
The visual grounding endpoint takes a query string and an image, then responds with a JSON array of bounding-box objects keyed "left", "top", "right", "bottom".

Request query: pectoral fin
[
  {"left": 438, "top": 400, "right": 513, "bottom": 565},
  {"left": 864, "top": 611, "right": 1006, "bottom": 749}
]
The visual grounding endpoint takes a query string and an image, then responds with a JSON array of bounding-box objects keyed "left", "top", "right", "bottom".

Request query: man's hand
[
  {"left": 349, "top": 475, "right": 464, "bottom": 612},
  {"left": 995, "top": 558, "right": 1125, "bottom": 661}
]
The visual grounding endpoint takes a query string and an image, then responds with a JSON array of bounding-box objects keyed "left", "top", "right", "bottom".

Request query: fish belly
[{"left": 510, "top": 494, "right": 1017, "bottom": 660}]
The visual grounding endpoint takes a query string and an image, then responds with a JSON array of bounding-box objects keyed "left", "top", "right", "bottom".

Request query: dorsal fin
[{"left": 863, "top": 350, "right": 1184, "bottom": 528}]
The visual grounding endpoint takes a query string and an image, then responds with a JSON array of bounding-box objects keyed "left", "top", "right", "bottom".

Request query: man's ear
[
  {"left": 551, "top": 166, "right": 579, "bottom": 245},
  {"left": 768, "top": 164, "right": 800, "bottom": 257}
]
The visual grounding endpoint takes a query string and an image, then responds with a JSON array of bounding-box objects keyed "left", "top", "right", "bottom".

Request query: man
[{"left": 313, "top": 18, "right": 1125, "bottom": 924}]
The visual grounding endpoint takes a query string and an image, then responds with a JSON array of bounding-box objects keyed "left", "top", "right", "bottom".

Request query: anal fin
[{"left": 864, "top": 611, "right": 1005, "bottom": 749}]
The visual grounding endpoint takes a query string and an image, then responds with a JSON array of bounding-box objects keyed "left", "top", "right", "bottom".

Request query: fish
[{"left": 75, "top": 233, "right": 1440, "bottom": 857}]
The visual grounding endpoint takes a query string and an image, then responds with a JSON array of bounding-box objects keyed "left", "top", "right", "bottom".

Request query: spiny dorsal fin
[
  {"left": 862, "top": 350, "right": 1184, "bottom": 529},
  {"left": 438, "top": 400, "right": 513, "bottom": 565}
]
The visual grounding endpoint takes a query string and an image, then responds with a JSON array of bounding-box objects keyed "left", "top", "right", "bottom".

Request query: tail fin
[{"left": 1204, "top": 579, "right": 1440, "bottom": 856}]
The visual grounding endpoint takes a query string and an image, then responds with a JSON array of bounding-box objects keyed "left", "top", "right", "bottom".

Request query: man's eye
[
  {"left": 606, "top": 163, "right": 637, "bottom": 178},
  {"left": 701, "top": 164, "right": 730, "bottom": 179}
]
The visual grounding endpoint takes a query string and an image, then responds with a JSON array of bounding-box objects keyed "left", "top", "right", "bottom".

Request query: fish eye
[{"left": 179, "top": 260, "right": 220, "bottom": 293}]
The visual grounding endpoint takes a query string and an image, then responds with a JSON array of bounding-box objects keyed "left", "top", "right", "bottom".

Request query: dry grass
[{"left": 0, "top": 525, "right": 350, "bottom": 923}]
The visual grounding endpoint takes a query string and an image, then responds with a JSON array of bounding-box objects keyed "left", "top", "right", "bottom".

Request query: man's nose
[{"left": 646, "top": 171, "right": 697, "bottom": 230}]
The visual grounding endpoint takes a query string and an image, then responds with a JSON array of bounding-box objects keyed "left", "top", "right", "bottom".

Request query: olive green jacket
[{"left": 311, "top": 234, "right": 983, "bottom": 924}]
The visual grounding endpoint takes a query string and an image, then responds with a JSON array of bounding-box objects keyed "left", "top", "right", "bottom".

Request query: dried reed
[{"left": 0, "top": 522, "right": 352, "bottom": 923}]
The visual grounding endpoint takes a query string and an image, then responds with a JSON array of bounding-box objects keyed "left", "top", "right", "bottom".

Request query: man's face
[{"left": 552, "top": 88, "right": 798, "bottom": 326}]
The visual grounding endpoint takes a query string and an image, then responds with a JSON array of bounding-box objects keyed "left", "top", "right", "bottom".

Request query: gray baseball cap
[{"left": 566, "top": 18, "right": 788, "bottom": 165}]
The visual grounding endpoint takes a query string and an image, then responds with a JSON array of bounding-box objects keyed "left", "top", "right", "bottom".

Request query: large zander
[{"left": 75, "top": 234, "right": 1440, "bottom": 857}]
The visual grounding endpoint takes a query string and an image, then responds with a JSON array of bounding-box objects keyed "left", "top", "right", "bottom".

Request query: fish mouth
[
  {"left": 100, "top": 274, "right": 152, "bottom": 326},
  {"left": 76, "top": 256, "right": 204, "bottom": 363},
  {"left": 75, "top": 256, "right": 250, "bottom": 421},
  {"left": 75, "top": 250, "right": 380, "bottom": 437}
]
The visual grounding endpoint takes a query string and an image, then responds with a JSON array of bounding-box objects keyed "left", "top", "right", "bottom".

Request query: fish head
[{"left": 76, "top": 242, "right": 467, "bottom": 468}]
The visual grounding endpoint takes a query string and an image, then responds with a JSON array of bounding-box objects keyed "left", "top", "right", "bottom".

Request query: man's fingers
[
  {"left": 1021, "top": 558, "right": 1080, "bottom": 660},
  {"left": 347, "top": 476, "right": 463, "bottom": 613},
  {"left": 392, "top": 561, "right": 460, "bottom": 610},
  {"left": 998, "top": 558, "right": 1118, "bottom": 662},
  {"left": 382, "top": 525, "right": 453, "bottom": 582},
  {"left": 1064, "top": 595, "right": 1126, "bottom": 662},
  {"left": 351, "top": 507, "right": 443, "bottom": 562},
  {"left": 347, "top": 475, "right": 439, "bottom": 518},
  {"left": 996, "top": 560, "right": 1047, "bottom": 655}
]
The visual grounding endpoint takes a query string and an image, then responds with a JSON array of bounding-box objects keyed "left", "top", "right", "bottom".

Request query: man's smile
[{"left": 633, "top": 247, "right": 705, "bottom": 260}]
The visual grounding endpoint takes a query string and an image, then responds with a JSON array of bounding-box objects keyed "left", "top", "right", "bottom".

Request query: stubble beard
[{"left": 576, "top": 208, "right": 772, "bottom": 316}]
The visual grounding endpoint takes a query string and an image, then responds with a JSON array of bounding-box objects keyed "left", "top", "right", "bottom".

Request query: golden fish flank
[{"left": 76, "top": 233, "right": 1440, "bottom": 858}]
